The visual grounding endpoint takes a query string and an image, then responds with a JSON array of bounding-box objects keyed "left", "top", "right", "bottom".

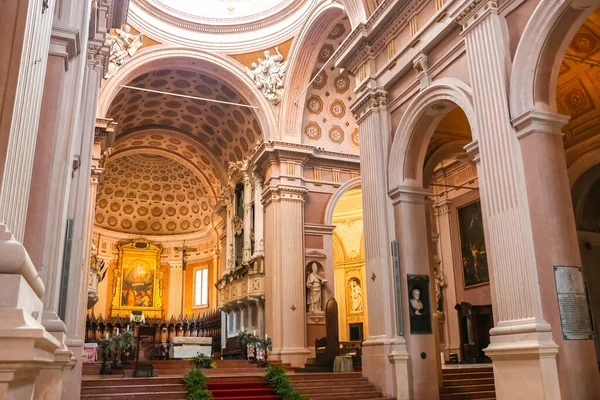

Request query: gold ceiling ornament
[{"left": 110, "top": 239, "right": 164, "bottom": 319}]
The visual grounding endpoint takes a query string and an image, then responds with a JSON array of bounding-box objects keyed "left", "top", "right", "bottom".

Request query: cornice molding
[
  {"left": 305, "top": 223, "right": 336, "bottom": 235},
  {"left": 49, "top": 25, "right": 81, "bottom": 69},
  {"left": 511, "top": 108, "right": 570, "bottom": 140},
  {"left": 351, "top": 88, "right": 387, "bottom": 121},
  {"left": 389, "top": 185, "right": 431, "bottom": 205}
]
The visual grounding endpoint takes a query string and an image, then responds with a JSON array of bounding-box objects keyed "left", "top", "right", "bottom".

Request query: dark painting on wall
[{"left": 458, "top": 200, "right": 490, "bottom": 288}]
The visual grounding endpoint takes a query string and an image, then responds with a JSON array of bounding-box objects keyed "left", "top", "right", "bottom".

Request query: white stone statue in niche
[
  {"left": 104, "top": 24, "right": 143, "bottom": 79},
  {"left": 306, "top": 262, "right": 327, "bottom": 313},
  {"left": 349, "top": 278, "right": 363, "bottom": 313},
  {"left": 245, "top": 46, "right": 288, "bottom": 104},
  {"left": 410, "top": 288, "right": 424, "bottom": 316}
]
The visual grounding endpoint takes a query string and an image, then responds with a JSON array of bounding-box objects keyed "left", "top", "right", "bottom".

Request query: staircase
[
  {"left": 289, "top": 372, "right": 393, "bottom": 400},
  {"left": 80, "top": 359, "right": 283, "bottom": 400},
  {"left": 440, "top": 366, "right": 496, "bottom": 400}
]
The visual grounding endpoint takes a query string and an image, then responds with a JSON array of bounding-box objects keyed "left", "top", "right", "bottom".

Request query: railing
[{"left": 85, "top": 310, "right": 222, "bottom": 355}]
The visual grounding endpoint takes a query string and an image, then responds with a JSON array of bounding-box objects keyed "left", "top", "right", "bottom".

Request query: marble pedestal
[{"left": 169, "top": 337, "right": 212, "bottom": 359}]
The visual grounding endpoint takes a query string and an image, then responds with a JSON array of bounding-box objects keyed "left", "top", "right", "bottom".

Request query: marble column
[
  {"left": 432, "top": 201, "right": 460, "bottom": 360},
  {"left": 211, "top": 248, "right": 220, "bottom": 311},
  {"left": 263, "top": 183, "right": 311, "bottom": 366},
  {"left": 253, "top": 173, "right": 265, "bottom": 257},
  {"left": 352, "top": 88, "right": 409, "bottom": 399},
  {"left": 225, "top": 193, "right": 234, "bottom": 273},
  {"left": 390, "top": 186, "right": 439, "bottom": 400},
  {"left": 242, "top": 172, "right": 253, "bottom": 264},
  {"left": 0, "top": 0, "right": 56, "bottom": 243},
  {"left": 512, "top": 109, "right": 600, "bottom": 398},
  {"left": 63, "top": 41, "right": 108, "bottom": 400},
  {"left": 455, "top": 1, "right": 564, "bottom": 398},
  {"left": 168, "top": 261, "right": 184, "bottom": 317}
]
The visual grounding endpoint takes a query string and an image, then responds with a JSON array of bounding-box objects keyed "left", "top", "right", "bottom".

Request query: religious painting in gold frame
[
  {"left": 457, "top": 200, "right": 490, "bottom": 289},
  {"left": 110, "top": 239, "right": 164, "bottom": 318}
]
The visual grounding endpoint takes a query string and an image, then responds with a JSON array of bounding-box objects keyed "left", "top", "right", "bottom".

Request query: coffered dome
[{"left": 95, "top": 154, "right": 214, "bottom": 236}]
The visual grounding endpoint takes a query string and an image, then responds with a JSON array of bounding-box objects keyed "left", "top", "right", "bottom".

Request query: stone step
[
  {"left": 80, "top": 391, "right": 187, "bottom": 400},
  {"left": 81, "top": 377, "right": 183, "bottom": 387},
  {"left": 298, "top": 384, "right": 378, "bottom": 395},
  {"left": 291, "top": 378, "right": 369, "bottom": 388},
  {"left": 210, "top": 388, "right": 276, "bottom": 397},
  {"left": 81, "top": 384, "right": 184, "bottom": 395},
  {"left": 442, "top": 367, "right": 493, "bottom": 374},
  {"left": 442, "top": 372, "right": 494, "bottom": 380},
  {"left": 301, "top": 391, "right": 385, "bottom": 400},
  {"left": 443, "top": 377, "right": 495, "bottom": 387},
  {"left": 440, "top": 391, "right": 497, "bottom": 400},
  {"left": 289, "top": 372, "right": 362, "bottom": 381},
  {"left": 441, "top": 384, "right": 496, "bottom": 394}
]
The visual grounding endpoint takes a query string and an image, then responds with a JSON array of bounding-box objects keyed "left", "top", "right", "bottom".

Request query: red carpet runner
[{"left": 208, "top": 381, "right": 279, "bottom": 400}]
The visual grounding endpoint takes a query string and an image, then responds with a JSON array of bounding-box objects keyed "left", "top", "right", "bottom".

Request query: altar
[{"left": 169, "top": 336, "right": 213, "bottom": 359}]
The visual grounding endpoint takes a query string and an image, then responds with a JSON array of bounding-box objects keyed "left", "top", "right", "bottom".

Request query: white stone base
[
  {"left": 485, "top": 331, "right": 560, "bottom": 400},
  {"left": 362, "top": 336, "right": 409, "bottom": 399},
  {"left": 169, "top": 345, "right": 212, "bottom": 359}
]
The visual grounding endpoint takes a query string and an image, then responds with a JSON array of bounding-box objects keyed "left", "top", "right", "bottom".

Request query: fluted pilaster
[
  {"left": 242, "top": 172, "right": 253, "bottom": 263},
  {"left": 253, "top": 173, "right": 264, "bottom": 256},
  {"left": 459, "top": 0, "right": 547, "bottom": 331},
  {"left": 263, "top": 185, "right": 310, "bottom": 365},
  {"left": 352, "top": 88, "right": 396, "bottom": 338},
  {"left": 0, "top": 0, "right": 56, "bottom": 243}
]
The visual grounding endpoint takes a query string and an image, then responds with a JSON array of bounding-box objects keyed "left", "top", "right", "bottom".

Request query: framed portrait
[{"left": 457, "top": 200, "right": 490, "bottom": 289}]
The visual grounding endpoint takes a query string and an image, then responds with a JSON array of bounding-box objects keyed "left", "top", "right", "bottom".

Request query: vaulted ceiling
[
  {"left": 99, "top": 67, "right": 263, "bottom": 237},
  {"left": 557, "top": 7, "right": 600, "bottom": 165}
]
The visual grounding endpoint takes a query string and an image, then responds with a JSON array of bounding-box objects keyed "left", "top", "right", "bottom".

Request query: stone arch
[
  {"left": 388, "top": 79, "right": 478, "bottom": 191},
  {"left": 97, "top": 45, "right": 278, "bottom": 141},
  {"left": 509, "top": 0, "right": 600, "bottom": 119},
  {"left": 278, "top": 2, "right": 345, "bottom": 142},
  {"left": 568, "top": 147, "right": 600, "bottom": 187},
  {"left": 422, "top": 140, "right": 471, "bottom": 189},
  {"left": 325, "top": 177, "right": 361, "bottom": 225}
]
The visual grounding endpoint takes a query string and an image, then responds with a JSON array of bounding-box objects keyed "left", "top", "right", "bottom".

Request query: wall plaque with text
[{"left": 553, "top": 266, "right": 593, "bottom": 340}]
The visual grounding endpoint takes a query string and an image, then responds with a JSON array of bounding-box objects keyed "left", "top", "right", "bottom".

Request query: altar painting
[
  {"left": 457, "top": 200, "right": 489, "bottom": 288},
  {"left": 110, "top": 239, "right": 164, "bottom": 318},
  {"left": 121, "top": 260, "right": 154, "bottom": 307}
]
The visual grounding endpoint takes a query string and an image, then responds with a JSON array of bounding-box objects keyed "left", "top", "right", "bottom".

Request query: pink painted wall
[{"left": 304, "top": 192, "right": 330, "bottom": 224}]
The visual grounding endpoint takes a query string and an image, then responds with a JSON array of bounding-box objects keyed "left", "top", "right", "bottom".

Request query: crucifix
[{"left": 175, "top": 240, "right": 196, "bottom": 315}]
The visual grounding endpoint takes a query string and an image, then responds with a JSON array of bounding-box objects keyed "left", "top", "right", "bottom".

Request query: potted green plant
[
  {"left": 98, "top": 338, "right": 113, "bottom": 375},
  {"left": 120, "top": 329, "right": 135, "bottom": 365},
  {"left": 236, "top": 330, "right": 249, "bottom": 359},
  {"left": 191, "top": 353, "right": 216, "bottom": 369}
]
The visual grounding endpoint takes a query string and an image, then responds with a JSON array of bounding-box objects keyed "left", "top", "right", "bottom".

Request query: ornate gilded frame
[{"left": 110, "top": 239, "right": 164, "bottom": 318}]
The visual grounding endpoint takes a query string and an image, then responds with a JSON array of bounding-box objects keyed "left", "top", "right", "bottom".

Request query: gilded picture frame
[
  {"left": 110, "top": 239, "right": 164, "bottom": 319},
  {"left": 457, "top": 200, "right": 490, "bottom": 289}
]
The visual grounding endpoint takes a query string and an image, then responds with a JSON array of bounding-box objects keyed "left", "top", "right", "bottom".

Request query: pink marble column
[
  {"left": 0, "top": 1, "right": 61, "bottom": 398},
  {"left": 263, "top": 183, "right": 311, "bottom": 366},
  {"left": 390, "top": 185, "right": 439, "bottom": 400},
  {"left": 352, "top": 88, "right": 409, "bottom": 399},
  {"left": 454, "top": 1, "right": 565, "bottom": 398},
  {"left": 0, "top": 0, "right": 57, "bottom": 242},
  {"left": 512, "top": 109, "right": 600, "bottom": 398}
]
